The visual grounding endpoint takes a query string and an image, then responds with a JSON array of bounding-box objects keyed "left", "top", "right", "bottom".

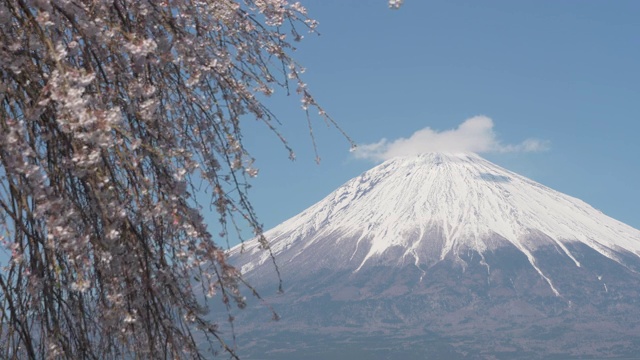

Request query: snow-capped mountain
[
  {"left": 233, "top": 153, "right": 640, "bottom": 291},
  {"left": 225, "top": 153, "right": 640, "bottom": 359}
]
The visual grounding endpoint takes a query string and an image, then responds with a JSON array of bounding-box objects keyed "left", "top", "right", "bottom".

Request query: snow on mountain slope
[{"left": 232, "top": 153, "right": 640, "bottom": 288}]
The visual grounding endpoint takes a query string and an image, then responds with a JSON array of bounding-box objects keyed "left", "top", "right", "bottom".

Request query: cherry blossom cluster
[{"left": 0, "top": 0, "right": 353, "bottom": 358}]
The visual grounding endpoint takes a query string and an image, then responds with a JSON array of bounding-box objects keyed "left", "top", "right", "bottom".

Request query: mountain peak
[
  {"left": 382, "top": 151, "right": 480, "bottom": 163},
  {"left": 234, "top": 153, "right": 640, "bottom": 294}
]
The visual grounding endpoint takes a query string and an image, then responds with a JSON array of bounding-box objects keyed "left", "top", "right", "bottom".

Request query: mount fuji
[{"left": 224, "top": 153, "right": 640, "bottom": 359}]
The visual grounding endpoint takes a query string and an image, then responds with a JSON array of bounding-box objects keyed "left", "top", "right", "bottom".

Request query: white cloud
[{"left": 353, "top": 116, "right": 550, "bottom": 161}]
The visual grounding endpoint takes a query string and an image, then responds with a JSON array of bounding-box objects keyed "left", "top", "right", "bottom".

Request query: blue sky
[{"left": 237, "top": 0, "right": 640, "bottom": 241}]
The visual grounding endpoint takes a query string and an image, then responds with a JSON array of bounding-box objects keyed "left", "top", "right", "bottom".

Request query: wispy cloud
[{"left": 352, "top": 116, "right": 550, "bottom": 162}]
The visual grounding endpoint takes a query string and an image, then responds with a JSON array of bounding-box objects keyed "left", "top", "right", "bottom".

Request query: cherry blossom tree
[{"left": 0, "top": 0, "right": 400, "bottom": 358}]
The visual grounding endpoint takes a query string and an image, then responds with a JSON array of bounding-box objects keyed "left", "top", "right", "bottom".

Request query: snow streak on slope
[{"left": 232, "top": 153, "right": 640, "bottom": 290}]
